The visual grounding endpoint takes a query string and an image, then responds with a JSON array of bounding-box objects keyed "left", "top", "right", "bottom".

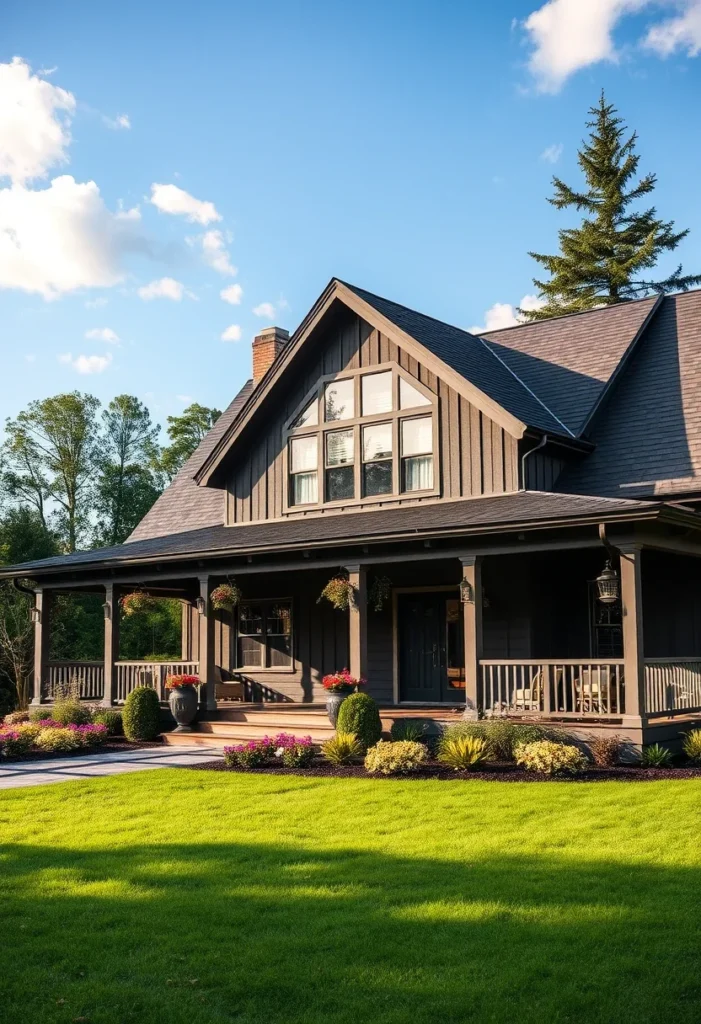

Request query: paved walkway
[{"left": 0, "top": 746, "right": 224, "bottom": 790}]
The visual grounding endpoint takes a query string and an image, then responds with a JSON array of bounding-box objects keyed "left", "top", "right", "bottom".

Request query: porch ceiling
[{"left": 1, "top": 490, "right": 698, "bottom": 582}]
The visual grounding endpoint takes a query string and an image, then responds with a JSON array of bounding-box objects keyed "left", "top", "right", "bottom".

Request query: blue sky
[{"left": 2, "top": 0, "right": 700, "bottom": 435}]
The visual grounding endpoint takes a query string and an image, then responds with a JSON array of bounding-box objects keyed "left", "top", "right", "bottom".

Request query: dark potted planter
[
  {"left": 322, "top": 670, "right": 366, "bottom": 726},
  {"left": 325, "top": 690, "right": 350, "bottom": 726},
  {"left": 165, "top": 674, "right": 201, "bottom": 733}
]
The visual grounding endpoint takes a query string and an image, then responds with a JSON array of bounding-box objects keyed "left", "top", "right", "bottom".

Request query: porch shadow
[{"left": 3, "top": 837, "right": 701, "bottom": 1023}]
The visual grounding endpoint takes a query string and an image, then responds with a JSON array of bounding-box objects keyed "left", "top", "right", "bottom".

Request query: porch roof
[{"left": 1, "top": 491, "right": 697, "bottom": 580}]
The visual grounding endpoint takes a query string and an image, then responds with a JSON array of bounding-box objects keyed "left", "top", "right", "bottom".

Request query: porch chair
[
  {"left": 214, "top": 667, "right": 245, "bottom": 702},
  {"left": 574, "top": 669, "right": 617, "bottom": 714}
]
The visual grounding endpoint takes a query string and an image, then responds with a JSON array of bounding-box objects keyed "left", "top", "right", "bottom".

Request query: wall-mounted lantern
[
  {"left": 103, "top": 602, "right": 112, "bottom": 620},
  {"left": 30, "top": 606, "right": 41, "bottom": 624},
  {"left": 595, "top": 560, "right": 620, "bottom": 604},
  {"left": 195, "top": 596, "right": 206, "bottom": 615},
  {"left": 459, "top": 578, "right": 474, "bottom": 604}
]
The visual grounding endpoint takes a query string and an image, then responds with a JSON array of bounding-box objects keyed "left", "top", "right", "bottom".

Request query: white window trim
[{"left": 282, "top": 362, "right": 439, "bottom": 514}]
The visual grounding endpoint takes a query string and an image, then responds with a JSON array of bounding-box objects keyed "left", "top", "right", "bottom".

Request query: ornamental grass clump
[
  {"left": 515, "top": 740, "right": 588, "bottom": 775},
  {"left": 437, "top": 734, "right": 487, "bottom": 771},
  {"left": 641, "top": 743, "right": 673, "bottom": 768},
  {"left": 122, "top": 686, "right": 161, "bottom": 742},
  {"left": 682, "top": 728, "right": 701, "bottom": 765},
  {"left": 364, "top": 740, "right": 428, "bottom": 775},
  {"left": 321, "top": 731, "right": 363, "bottom": 765},
  {"left": 336, "top": 692, "right": 382, "bottom": 750},
  {"left": 51, "top": 680, "right": 92, "bottom": 726},
  {"left": 390, "top": 719, "right": 427, "bottom": 743}
]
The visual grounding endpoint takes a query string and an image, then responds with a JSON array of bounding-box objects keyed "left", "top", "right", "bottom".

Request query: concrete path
[{"left": 0, "top": 745, "right": 224, "bottom": 790}]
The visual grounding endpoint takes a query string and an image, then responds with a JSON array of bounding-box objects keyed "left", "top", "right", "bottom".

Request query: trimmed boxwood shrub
[
  {"left": 336, "top": 692, "right": 382, "bottom": 750},
  {"left": 122, "top": 686, "right": 161, "bottom": 741}
]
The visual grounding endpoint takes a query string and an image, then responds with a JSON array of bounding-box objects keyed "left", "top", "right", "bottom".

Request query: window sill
[
  {"left": 234, "top": 665, "right": 297, "bottom": 675},
  {"left": 285, "top": 486, "right": 440, "bottom": 515}
]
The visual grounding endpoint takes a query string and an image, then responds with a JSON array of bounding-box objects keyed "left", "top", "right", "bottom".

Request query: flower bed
[{"left": 0, "top": 706, "right": 161, "bottom": 762}]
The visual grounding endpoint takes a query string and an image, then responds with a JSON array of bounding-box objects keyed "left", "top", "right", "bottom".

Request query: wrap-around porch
[{"left": 31, "top": 543, "right": 701, "bottom": 737}]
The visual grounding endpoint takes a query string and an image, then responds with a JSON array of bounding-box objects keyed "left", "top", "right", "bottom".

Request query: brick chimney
[{"left": 252, "top": 326, "right": 289, "bottom": 384}]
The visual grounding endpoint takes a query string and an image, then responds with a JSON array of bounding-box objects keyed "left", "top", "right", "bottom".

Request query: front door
[{"left": 398, "top": 591, "right": 465, "bottom": 703}]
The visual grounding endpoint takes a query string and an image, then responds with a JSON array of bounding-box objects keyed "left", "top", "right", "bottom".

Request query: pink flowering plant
[
  {"left": 224, "top": 732, "right": 316, "bottom": 769},
  {"left": 164, "top": 674, "right": 201, "bottom": 691},
  {"left": 273, "top": 733, "right": 315, "bottom": 768},
  {"left": 224, "top": 736, "right": 275, "bottom": 768},
  {"left": 322, "top": 669, "right": 366, "bottom": 694}
]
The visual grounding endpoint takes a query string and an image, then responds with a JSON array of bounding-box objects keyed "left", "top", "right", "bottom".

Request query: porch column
[
  {"left": 620, "top": 545, "right": 645, "bottom": 720},
  {"left": 345, "top": 564, "right": 368, "bottom": 681},
  {"left": 198, "top": 574, "right": 217, "bottom": 711},
  {"left": 31, "top": 588, "right": 51, "bottom": 705},
  {"left": 101, "top": 583, "right": 119, "bottom": 707},
  {"left": 460, "top": 556, "right": 483, "bottom": 720}
]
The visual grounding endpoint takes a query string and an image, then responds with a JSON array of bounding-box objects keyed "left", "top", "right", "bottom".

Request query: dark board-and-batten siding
[{"left": 226, "top": 311, "right": 519, "bottom": 524}]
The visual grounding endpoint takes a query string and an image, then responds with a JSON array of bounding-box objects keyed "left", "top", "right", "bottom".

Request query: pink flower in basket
[{"left": 322, "top": 669, "right": 366, "bottom": 693}]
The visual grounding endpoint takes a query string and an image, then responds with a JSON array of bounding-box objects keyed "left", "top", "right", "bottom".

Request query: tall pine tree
[{"left": 522, "top": 93, "right": 701, "bottom": 321}]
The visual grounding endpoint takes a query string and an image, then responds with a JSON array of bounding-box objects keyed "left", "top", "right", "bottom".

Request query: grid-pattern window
[
  {"left": 237, "top": 600, "right": 293, "bottom": 669},
  {"left": 286, "top": 365, "right": 436, "bottom": 509}
]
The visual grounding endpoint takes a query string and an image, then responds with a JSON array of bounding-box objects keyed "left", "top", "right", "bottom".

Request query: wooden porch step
[{"left": 197, "top": 720, "right": 334, "bottom": 741}]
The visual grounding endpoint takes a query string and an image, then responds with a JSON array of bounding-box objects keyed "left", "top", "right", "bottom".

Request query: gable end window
[{"left": 285, "top": 364, "right": 438, "bottom": 509}]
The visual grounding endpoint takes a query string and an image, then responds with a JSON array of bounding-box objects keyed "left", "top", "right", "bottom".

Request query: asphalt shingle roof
[
  {"left": 343, "top": 283, "right": 574, "bottom": 438},
  {"left": 127, "top": 380, "right": 254, "bottom": 543},
  {"left": 2, "top": 491, "right": 672, "bottom": 578},
  {"left": 560, "top": 290, "right": 701, "bottom": 498},
  {"left": 480, "top": 296, "right": 659, "bottom": 436}
]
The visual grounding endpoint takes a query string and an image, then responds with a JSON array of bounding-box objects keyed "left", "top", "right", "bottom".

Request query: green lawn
[{"left": 2, "top": 773, "right": 701, "bottom": 1024}]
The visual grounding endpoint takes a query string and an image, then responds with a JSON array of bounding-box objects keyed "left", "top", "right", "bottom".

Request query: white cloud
[
  {"left": 644, "top": 1, "right": 701, "bottom": 55},
  {"left": 59, "top": 351, "right": 113, "bottom": 374},
  {"left": 0, "top": 57, "right": 76, "bottom": 185},
  {"left": 150, "top": 183, "right": 220, "bottom": 225},
  {"left": 138, "top": 277, "right": 185, "bottom": 301},
  {"left": 220, "top": 283, "right": 243, "bottom": 305},
  {"left": 469, "top": 294, "right": 546, "bottom": 334},
  {"left": 221, "top": 324, "right": 242, "bottom": 342},
  {"left": 103, "top": 113, "right": 131, "bottom": 130},
  {"left": 0, "top": 174, "right": 147, "bottom": 300},
  {"left": 199, "top": 229, "right": 236, "bottom": 275},
  {"left": 176, "top": 394, "right": 193, "bottom": 403},
  {"left": 253, "top": 301, "right": 276, "bottom": 319},
  {"left": 85, "top": 296, "right": 108, "bottom": 309},
  {"left": 85, "top": 326, "right": 119, "bottom": 343},
  {"left": 523, "top": 0, "right": 701, "bottom": 92},
  {"left": 541, "top": 142, "right": 563, "bottom": 163}
]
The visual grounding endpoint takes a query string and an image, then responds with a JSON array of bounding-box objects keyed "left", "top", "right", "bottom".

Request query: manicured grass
[{"left": 2, "top": 773, "right": 701, "bottom": 1024}]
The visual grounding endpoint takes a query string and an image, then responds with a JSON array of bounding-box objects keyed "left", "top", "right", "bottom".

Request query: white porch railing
[
  {"left": 480, "top": 659, "right": 625, "bottom": 718},
  {"left": 644, "top": 659, "right": 701, "bottom": 715},
  {"left": 115, "top": 661, "right": 199, "bottom": 702},
  {"left": 47, "top": 661, "right": 105, "bottom": 701}
]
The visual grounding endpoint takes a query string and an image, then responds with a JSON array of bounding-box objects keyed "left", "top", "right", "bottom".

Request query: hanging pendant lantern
[{"left": 596, "top": 560, "right": 620, "bottom": 604}]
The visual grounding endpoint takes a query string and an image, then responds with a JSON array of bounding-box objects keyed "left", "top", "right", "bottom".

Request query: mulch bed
[
  {"left": 2, "top": 738, "right": 164, "bottom": 764},
  {"left": 183, "top": 758, "right": 701, "bottom": 782}
]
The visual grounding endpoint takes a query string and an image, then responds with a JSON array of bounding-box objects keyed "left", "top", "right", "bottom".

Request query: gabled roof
[
  {"left": 342, "top": 282, "right": 574, "bottom": 438},
  {"left": 479, "top": 295, "right": 660, "bottom": 436},
  {"left": 559, "top": 290, "right": 701, "bottom": 498},
  {"left": 127, "top": 380, "right": 254, "bottom": 543},
  {"left": 2, "top": 491, "right": 691, "bottom": 580},
  {"left": 196, "top": 278, "right": 582, "bottom": 487}
]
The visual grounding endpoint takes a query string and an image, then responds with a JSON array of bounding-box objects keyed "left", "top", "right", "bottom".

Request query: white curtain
[
  {"left": 293, "top": 471, "right": 318, "bottom": 504},
  {"left": 404, "top": 455, "right": 433, "bottom": 491}
]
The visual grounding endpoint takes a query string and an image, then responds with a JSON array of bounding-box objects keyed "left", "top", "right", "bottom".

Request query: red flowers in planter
[
  {"left": 164, "top": 674, "right": 202, "bottom": 690},
  {"left": 322, "top": 669, "right": 366, "bottom": 693}
]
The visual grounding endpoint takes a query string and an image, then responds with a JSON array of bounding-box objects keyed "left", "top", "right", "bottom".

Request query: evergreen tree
[{"left": 523, "top": 93, "right": 701, "bottom": 321}]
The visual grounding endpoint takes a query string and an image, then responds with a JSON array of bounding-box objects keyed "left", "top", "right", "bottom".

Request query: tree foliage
[
  {"left": 159, "top": 403, "right": 221, "bottom": 480},
  {"left": 94, "top": 395, "right": 162, "bottom": 546},
  {"left": 523, "top": 93, "right": 701, "bottom": 321}
]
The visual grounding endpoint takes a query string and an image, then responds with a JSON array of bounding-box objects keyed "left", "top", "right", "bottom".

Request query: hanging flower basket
[
  {"left": 369, "top": 575, "right": 392, "bottom": 613},
  {"left": 318, "top": 575, "right": 357, "bottom": 611},
  {"left": 120, "top": 591, "right": 158, "bottom": 617},
  {"left": 210, "top": 582, "right": 242, "bottom": 611}
]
